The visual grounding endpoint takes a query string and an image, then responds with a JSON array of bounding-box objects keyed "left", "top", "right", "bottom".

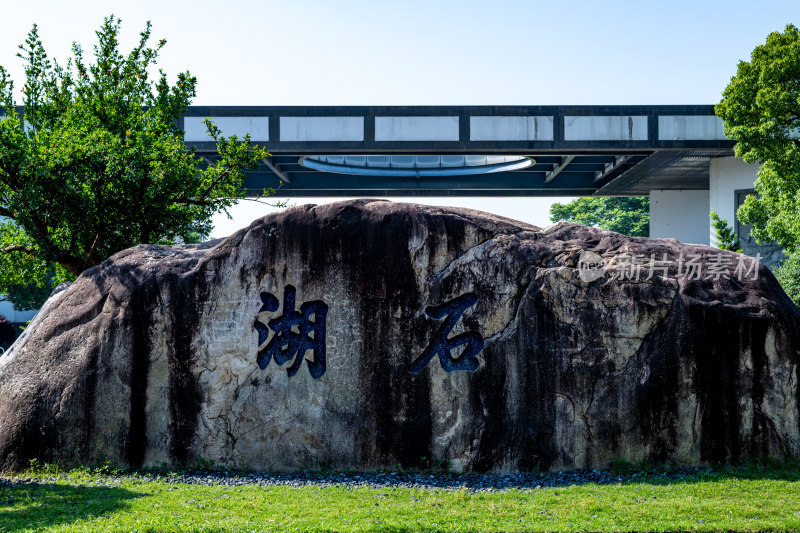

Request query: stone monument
[{"left": 0, "top": 200, "right": 797, "bottom": 472}]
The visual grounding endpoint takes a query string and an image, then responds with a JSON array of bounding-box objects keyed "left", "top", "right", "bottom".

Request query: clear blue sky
[{"left": 3, "top": 0, "right": 798, "bottom": 236}]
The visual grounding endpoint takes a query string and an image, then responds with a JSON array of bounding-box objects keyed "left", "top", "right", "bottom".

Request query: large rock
[{"left": 0, "top": 199, "right": 798, "bottom": 473}]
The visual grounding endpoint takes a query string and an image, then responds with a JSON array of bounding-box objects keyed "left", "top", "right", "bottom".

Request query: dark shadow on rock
[{"left": 0, "top": 480, "right": 140, "bottom": 531}]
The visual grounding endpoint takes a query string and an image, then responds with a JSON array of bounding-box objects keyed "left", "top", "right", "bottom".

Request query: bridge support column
[{"left": 649, "top": 189, "right": 710, "bottom": 245}]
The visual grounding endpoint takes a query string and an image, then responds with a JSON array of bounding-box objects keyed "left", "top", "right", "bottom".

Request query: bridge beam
[
  {"left": 544, "top": 155, "right": 576, "bottom": 184},
  {"left": 262, "top": 157, "right": 291, "bottom": 183}
]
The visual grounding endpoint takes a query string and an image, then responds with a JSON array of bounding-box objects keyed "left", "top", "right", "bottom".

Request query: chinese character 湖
[{"left": 253, "top": 285, "right": 328, "bottom": 379}]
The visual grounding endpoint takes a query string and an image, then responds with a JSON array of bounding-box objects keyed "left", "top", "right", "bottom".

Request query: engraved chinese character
[
  {"left": 409, "top": 293, "right": 484, "bottom": 374},
  {"left": 253, "top": 285, "right": 328, "bottom": 379}
]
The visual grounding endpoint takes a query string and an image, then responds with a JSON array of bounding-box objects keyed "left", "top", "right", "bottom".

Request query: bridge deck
[{"left": 184, "top": 105, "right": 733, "bottom": 197}]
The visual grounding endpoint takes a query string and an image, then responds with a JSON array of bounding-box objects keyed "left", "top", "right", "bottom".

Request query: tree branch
[
  {"left": 195, "top": 167, "right": 232, "bottom": 203},
  {"left": 0, "top": 245, "right": 37, "bottom": 256},
  {"left": 170, "top": 166, "right": 232, "bottom": 207},
  {"left": 235, "top": 196, "right": 291, "bottom": 208},
  {"left": 167, "top": 197, "right": 212, "bottom": 206},
  {"left": 85, "top": 232, "right": 102, "bottom": 265}
]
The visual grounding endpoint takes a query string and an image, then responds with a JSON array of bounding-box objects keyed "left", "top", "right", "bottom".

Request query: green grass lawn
[{"left": 2, "top": 465, "right": 800, "bottom": 532}]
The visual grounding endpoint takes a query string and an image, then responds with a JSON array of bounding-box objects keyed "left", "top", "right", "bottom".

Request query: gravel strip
[{"left": 2, "top": 467, "right": 714, "bottom": 492}]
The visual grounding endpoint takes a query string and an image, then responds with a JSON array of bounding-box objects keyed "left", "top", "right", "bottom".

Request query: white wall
[
  {"left": 0, "top": 300, "right": 36, "bottom": 323},
  {"left": 649, "top": 189, "right": 711, "bottom": 245},
  {"left": 709, "top": 157, "right": 760, "bottom": 246}
]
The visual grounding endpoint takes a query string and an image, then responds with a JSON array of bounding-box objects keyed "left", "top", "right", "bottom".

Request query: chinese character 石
[
  {"left": 409, "top": 293, "right": 484, "bottom": 374},
  {"left": 253, "top": 285, "right": 328, "bottom": 379}
]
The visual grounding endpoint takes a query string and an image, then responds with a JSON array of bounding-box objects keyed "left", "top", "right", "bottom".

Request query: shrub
[
  {"left": 774, "top": 251, "right": 800, "bottom": 307},
  {"left": 710, "top": 210, "right": 742, "bottom": 252}
]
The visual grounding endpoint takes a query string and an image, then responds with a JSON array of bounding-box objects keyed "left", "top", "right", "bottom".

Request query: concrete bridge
[{"left": 186, "top": 105, "right": 757, "bottom": 249}]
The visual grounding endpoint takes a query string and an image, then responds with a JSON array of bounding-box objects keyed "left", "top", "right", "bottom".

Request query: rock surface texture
[{"left": 0, "top": 200, "right": 798, "bottom": 473}]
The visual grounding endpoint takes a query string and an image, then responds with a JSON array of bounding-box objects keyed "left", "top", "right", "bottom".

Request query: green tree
[
  {"left": 715, "top": 23, "right": 800, "bottom": 251},
  {"left": 710, "top": 209, "right": 742, "bottom": 252},
  {"left": 0, "top": 16, "right": 267, "bottom": 298},
  {"left": 775, "top": 251, "right": 800, "bottom": 307},
  {"left": 549, "top": 197, "right": 649, "bottom": 237}
]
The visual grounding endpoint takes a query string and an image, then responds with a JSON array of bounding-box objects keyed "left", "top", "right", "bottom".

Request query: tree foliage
[
  {"left": 775, "top": 250, "right": 800, "bottom": 307},
  {"left": 0, "top": 16, "right": 267, "bottom": 297},
  {"left": 716, "top": 23, "right": 800, "bottom": 251},
  {"left": 3, "top": 279, "right": 55, "bottom": 310},
  {"left": 710, "top": 209, "right": 742, "bottom": 252},
  {"left": 549, "top": 197, "right": 649, "bottom": 237}
]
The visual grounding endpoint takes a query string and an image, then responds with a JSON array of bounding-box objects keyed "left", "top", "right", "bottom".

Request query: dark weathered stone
[{"left": 0, "top": 199, "right": 798, "bottom": 473}]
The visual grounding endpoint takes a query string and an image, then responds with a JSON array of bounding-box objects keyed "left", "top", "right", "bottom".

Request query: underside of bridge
[{"left": 185, "top": 105, "right": 733, "bottom": 197}]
